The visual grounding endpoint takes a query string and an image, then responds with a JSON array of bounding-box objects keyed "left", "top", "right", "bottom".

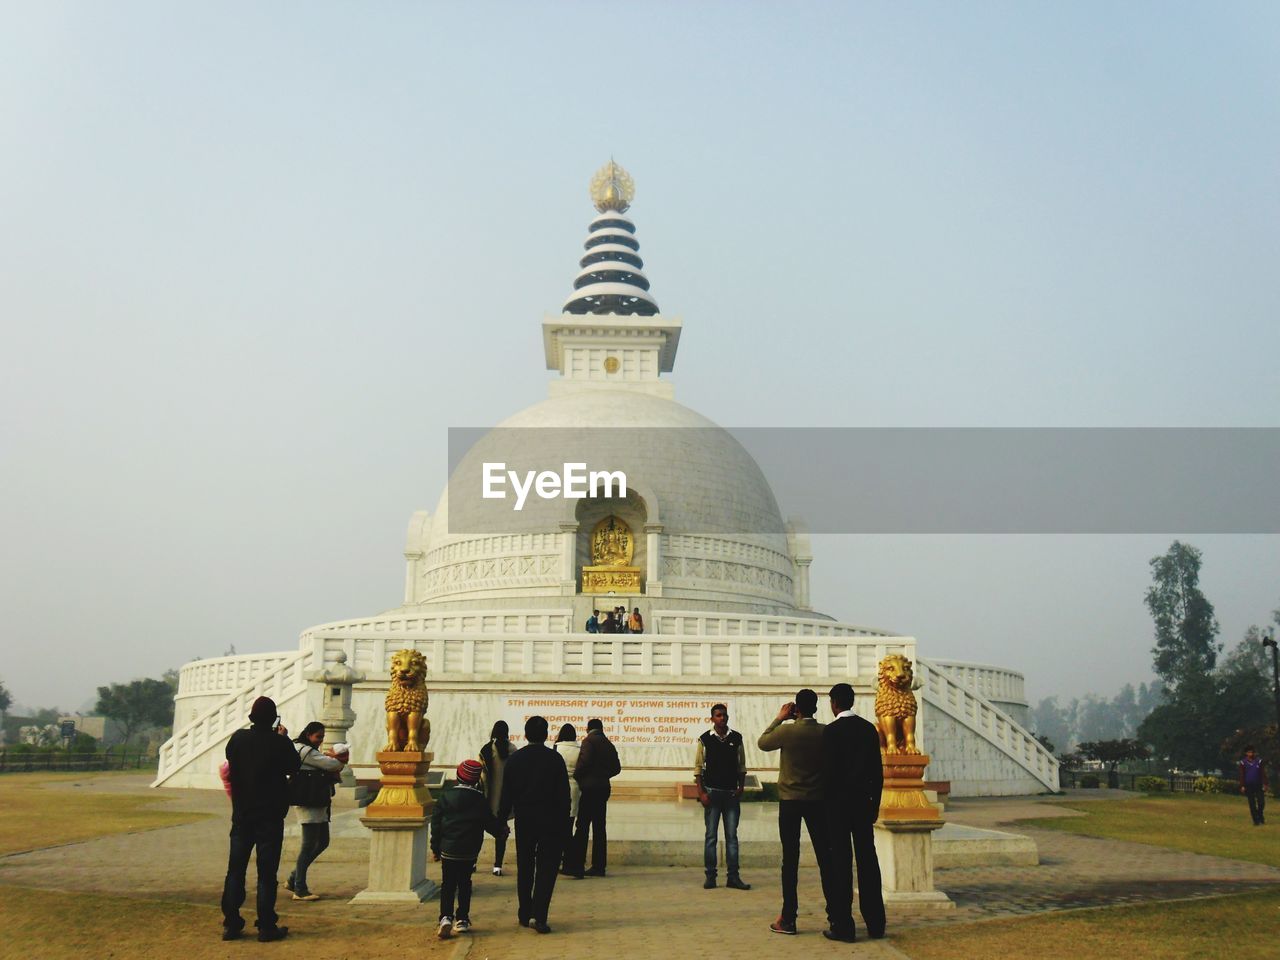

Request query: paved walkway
[{"left": 2, "top": 778, "right": 1278, "bottom": 959}]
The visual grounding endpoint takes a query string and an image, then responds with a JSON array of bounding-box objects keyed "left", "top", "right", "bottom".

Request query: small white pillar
[
  {"left": 402, "top": 552, "right": 421, "bottom": 604},
  {"left": 559, "top": 520, "right": 579, "bottom": 595},
  {"left": 794, "top": 556, "right": 812, "bottom": 610},
  {"left": 644, "top": 522, "right": 663, "bottom": 596}
]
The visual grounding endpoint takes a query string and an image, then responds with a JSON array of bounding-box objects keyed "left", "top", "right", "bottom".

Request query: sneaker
[
  {"left": 703, "top": 876, "right": 716, "bottom": 889},
  {"left": 726, "top": 876, "right": 751, "bottom": 890},
  {"left": 257, "top": 926, "right": 289, "bottom": 943},
  {"left": 291, "top": 892, "right": 320, "bottom": 902},
  {"left": 823, "top": 928, "right": 856, "bottom": 943},
  {"left": 533, "top": 920, "right": 552, "bottom": 934},
  {"left": 453, "top": 919, "right": 472, "bottom": 934},
  {"left": 437, "top": 917, "right": 453, "bottom": 940},
  {"left": 493, "top": 866, "right": 503, "bottom": 876},
  {"left": 770, "top": 916, "right": 797, "bottom": 935},
  {"left": 221, "top": 928, "right": 243, "bottom": 942}
]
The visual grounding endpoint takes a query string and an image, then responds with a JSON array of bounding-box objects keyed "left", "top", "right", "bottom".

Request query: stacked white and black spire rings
[{"left": 563, "top": 211, "right": 659, "bottom": 316}]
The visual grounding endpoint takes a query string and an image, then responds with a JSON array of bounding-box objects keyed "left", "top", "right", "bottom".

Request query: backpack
[{"left": 289, "top": 748, "right": 336, "bottom": 807}]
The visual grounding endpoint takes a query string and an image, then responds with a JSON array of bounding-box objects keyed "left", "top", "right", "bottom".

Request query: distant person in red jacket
[{"left": 1239, "top": 746, "right": 1268, "bottom": 826}]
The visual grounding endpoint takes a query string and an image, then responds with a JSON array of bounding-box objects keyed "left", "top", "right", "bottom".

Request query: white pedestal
[
  {"left": 873, "top": 819, "right": 954, "bottom": 911},
  {"left": 350, "top": 817, "right": 438, "bottom": 904}
]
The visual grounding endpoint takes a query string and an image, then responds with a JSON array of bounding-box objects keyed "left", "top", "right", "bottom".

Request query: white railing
[
  {"left": 301, "top": 609, "right": 575, "bottom": 640},
  {"left": 916, "top": 656, "right": 1057, "bottom": 790},
  {"left": 928, "top": 660, "right": 1027, "bottom": 706},
  {"left": 304, "top": 628, "right": 914, "bottom": 682},
  {"left": 651, "top": 612, "right": 897, "bottom": 639},
  {"left": 154, "top": 648, "right": 315, "bottom": 787},
  {"left": 176, "top": 653, "right": 296, "bottom": 699}
]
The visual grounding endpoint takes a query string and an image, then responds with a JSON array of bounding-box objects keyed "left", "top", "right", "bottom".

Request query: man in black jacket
[
  {"left": 498, "top": 715, "right": 571, "bottom": 933},
  {"left": 821, "top": 682, "right": 885, "bottom": 943},
  {"left": 571, "top": 717, "right": 621, "bottom": 877},
  {"left": 220, "top": 696, "right": 301, "bottom": 943}
]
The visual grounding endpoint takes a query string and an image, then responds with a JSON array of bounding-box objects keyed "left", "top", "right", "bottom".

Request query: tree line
[
  {"left": 0, "top": 670, "right": 179, "bottom": 750},
  {"left": 1032, "top": 540, "right": 1279, "bottom": 776}
]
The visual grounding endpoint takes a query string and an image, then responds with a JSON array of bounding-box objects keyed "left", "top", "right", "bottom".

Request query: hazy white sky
[{"left": 2, "top": 2, "right": 1277, "bottom": 712}]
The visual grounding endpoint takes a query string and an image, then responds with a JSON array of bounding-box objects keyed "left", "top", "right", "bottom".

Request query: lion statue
[
  {"left": 382, "top": 648, "right": 431, "bottom": 752},
  {"left": 874, "top": 654, "right": 920, "bottom": 755}
]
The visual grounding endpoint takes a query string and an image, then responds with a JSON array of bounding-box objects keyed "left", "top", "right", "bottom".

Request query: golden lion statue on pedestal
[
  {"left": 875, "top": 654, "right": 920, "bottom": 755},
  {"left": 382, "top": 649, "right": 431, "bottom": 752}
]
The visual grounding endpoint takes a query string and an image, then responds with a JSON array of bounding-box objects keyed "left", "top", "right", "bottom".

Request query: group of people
[
  {"left": 432, "top": 716, "right": 623, "bottom": 936},
  {"left": 697, "top": 685, "right": 885, "bottom": 941},
  {"left": 218, "top": 684, "right": 884, "bottom": 945},
  {"left": 585, "top": 606, "right": 643, "bottom": 634}
]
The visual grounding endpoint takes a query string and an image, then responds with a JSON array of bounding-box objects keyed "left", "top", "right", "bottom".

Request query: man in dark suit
[
  {"left": 571, "top": 717, "right": 622, "bottom": 876},
  {"left": 820, "top": 682, "right": 885, "bottom": 943},
  {"left": 221, "top": 695, "right": 301, "bottom": 943},
  {"left": 498, "top": 715, "right": 571, "bottom": 933}
]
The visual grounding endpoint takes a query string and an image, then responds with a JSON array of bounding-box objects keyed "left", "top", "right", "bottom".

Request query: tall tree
[
  {"left": 95, "top": 678, "right": 175, "bottom": 745},
  {"left": 0, "top": 679, "right": 11, "bottom": 718},
  {"left": 1139, "top": 541, "right": 1225, "bottom": 771},
  {"left": 1146, "top": 541, "right": 1221, "bottom": 691}
]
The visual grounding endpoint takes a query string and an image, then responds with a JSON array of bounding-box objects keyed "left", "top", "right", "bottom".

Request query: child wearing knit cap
[{"left": 430, "top": 759, "right": 510, "bottom": 939}]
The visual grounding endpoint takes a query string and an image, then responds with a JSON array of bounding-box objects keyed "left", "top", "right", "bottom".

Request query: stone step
[{"left": 611, "top": 781, "right": 680, "bottom": 801}]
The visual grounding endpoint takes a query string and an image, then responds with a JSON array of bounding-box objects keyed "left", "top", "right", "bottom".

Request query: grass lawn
[
  {"left": 895, "top": 888, "right": 1280, "bottom": 960},
  {"left": 0, "top": 773, "right": 210, "bottom": 856},
  {"left": 0, "top": 885, "right": 451, "bottom": 960},
  {"left": 1018, "top": 792, "right": 1280, "bottom": 869}
]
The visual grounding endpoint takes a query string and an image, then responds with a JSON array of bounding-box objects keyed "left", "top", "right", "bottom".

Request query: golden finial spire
[{"left": 589, "top": 159, "right": 635, "bottom": 213}]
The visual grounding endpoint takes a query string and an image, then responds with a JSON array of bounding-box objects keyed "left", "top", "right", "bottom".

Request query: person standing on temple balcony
[
  {"left": 628, "top": 607, "right": 644, "bottom": 634},
  {"left": 757, "top": 689, "right": 828, "bottom": 935},
  {"left": 695, "top": 703, "right": 751, "bottom": 891},
  {"left": 599, "top": 610, "right": 616, "bottom": 634},
  {"left": 572, "top": 718, "right": 621, "bottom": 876},
  {"left": 585, "top": 610, "right": 600, "bottom": 633}
]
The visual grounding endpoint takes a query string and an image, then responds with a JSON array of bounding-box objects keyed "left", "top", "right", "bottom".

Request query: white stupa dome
[{"left": 418, "top": 390, "right": 798, "bottom": 612}]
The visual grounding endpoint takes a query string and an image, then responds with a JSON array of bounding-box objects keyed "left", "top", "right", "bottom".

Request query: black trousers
[
  {"left": 825, "top": 813, "right": 885, "bottom": 938},
  {"left": 221, "top": 815, "right": 284, "bottom": 931},
  {"left": 439, "top": 857, "right": 475, "bottom": 920},
  {"left": 1246, "top": 787, "right": 1266, "bottom": 824},
  {"left": 493, "top": 831, "right": 508, "bottom": 867},
  {"left": 514, "top": 820, "right": 562, "bottom": 924},
  {"left": 779, "top": 799, "right": 829, "bottom": 923},
  {"left": 573, "top": 784, "right": 611, "bottom": 873}
]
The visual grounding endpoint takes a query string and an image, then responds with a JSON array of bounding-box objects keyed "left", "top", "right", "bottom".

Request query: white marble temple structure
[{"left": 155, "top": 163, "right": 1057, "bottom": 798}]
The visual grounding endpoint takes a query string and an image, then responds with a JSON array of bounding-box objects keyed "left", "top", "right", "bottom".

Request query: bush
[
  {"left": 1192, "top": 775, "right": 1231, "bottom": 793},
  {"left": 1135, "top": 775, "right": 1167, "bottom": 792},
  {"left": 1080, "top": 774, "right": 1100, "bottom": 789}
]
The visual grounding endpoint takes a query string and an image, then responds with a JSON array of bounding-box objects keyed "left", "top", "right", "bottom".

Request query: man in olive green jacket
[{"left": 757, "top": 688, "right": 829, "bottom": 935}]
